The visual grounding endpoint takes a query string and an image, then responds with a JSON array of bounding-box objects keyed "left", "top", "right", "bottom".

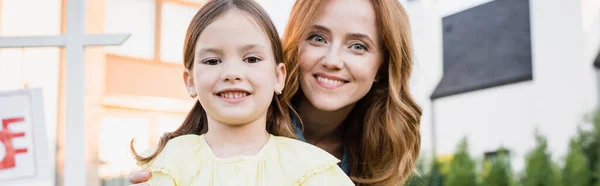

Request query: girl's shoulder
[
  {"left": 136, "top": 134, "right": 205, "bottom": 185},
  {"left": 140, "top": 134, "right": 204, "bottom": 164},
  {"left": 271, "top": 136, "right": 353, "bottom": 185}
]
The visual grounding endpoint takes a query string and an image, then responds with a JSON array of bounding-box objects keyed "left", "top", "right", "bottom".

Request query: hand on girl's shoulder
[{"left": 272, "top": 136, "right": 355, "bottom": 186}]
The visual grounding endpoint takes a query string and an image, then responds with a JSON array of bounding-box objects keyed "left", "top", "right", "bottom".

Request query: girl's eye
[
  {"left": 244, "top": 56, "right": 262, "bottom": 63},
  {"left": 202, "top": 59, "right": 221, "bottom": 65},
  {"left": 307, "top": 34, "right": 327, "bottom": 44}
]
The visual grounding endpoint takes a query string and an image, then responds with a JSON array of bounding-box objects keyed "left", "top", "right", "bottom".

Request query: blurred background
[{"left": 0, "top": 0, "right": 598, "bottom": 185}]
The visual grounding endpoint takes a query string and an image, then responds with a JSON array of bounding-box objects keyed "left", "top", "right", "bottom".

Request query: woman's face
[{"left": 297, "top": 0, "right": 384, "bottom": 111}]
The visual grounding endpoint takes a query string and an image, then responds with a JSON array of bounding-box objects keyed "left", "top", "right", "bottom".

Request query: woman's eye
[
  {"left": 244, "top": 56, "right": 262, "bottom": 63},
  {"left": 308, "top": 34, "right": 327, "bottom": 44},
  {"left": 202, "top": 59, "right": 221, "bottom": 65},
  {"left": 350, "top": 43, "right": 367, "bottom": 51}
]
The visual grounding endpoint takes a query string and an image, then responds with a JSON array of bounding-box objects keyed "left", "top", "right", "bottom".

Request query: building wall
[
  {"left": 437, "top": 0, "right": 494, "bottom": 17},
  {"left": 428, "top": 0, "right": 600, "bottom": 172},
  {"left": 433, "top": 82, "right": 535, "bottom": 171},
  {"left": 582, "top": 0, "right": 600, "bottom": 70},
  {"left": 404, "top": 0, "right": 443, "bottom": 155},
  {"left": 530, "top": 0, "right": 598, "bottom": 158}
]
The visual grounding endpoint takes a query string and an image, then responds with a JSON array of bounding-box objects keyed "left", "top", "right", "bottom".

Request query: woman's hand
[{"left": 128, "top": 170, "right": 151, "bottom": 186}]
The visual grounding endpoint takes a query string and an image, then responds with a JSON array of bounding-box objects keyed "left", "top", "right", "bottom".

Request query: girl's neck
[
  {"left": 204, "top": 117, "right": 270, "bottom": 158},
  {"left": 296, "top": 95, "right": 354, "bottom": 154}
]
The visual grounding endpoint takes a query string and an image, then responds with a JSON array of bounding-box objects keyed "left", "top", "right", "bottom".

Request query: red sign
[
  {"left": 0, "top": 88, "right": 53, "bottom": 185},
  {"left": 0, "top": 117, "right": 28, "bottom": 170}
]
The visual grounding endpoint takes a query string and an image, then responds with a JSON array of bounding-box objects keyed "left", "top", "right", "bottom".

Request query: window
[
  {"left": 160, "top": 2, "right": 199, "bottom": 64},
  {"left": 181, "top": 0, "right": 207, "bottom": 3},
  {"left": 104, "top": 0, "right": 156, "bottom": 59},
  {"left": 103, "top": 0, "right": 204, "bottom": 64},
  {"left": 98, "top": 116, "right": 150, "bottom": 180},
  {"left": 594, "top": 50, "right": 600, "bottom": 106},
  {"left": 156, "top": 116, "right": 184, "bottom": 139},
  {"left": 483, "top": 148, "right": 511, "bottom": 170},
  {"left": 0, "top": 0, "right": 61, "bottom": 36}
]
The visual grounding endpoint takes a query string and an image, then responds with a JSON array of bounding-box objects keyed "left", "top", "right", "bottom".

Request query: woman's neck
[
  {"left": 204, "top": 117, "right": 270, "bottom": 158},
  {"left": 296, "top": 95, "right": 354, "bottom": 158}
]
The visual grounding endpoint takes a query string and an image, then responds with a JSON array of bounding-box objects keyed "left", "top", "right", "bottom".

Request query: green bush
[
  {"left": 406, "top": 157, "right": 427, "bottom": 186},
  {"left": 444, "top": 137, "right": 477, "bottom": 186},
  {"left": 521, "top": 130, "right": 561, "bottom": 186},
  {"left": 482, "top": 149, "right": 511, "bottom": 186},
  {"left": 561, "top": 139, "right": 590, "bottom": 186},
  {"left": 428, "top": 158, "right": 444, "bottom": 186},
  {"left": 576, "top": 109, "right": 600, "bottom": 185}
]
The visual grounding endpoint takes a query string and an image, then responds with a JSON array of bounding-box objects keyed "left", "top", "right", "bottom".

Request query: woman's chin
[{"left": 310, "top": 99, "right": 354, "bottom": 112}]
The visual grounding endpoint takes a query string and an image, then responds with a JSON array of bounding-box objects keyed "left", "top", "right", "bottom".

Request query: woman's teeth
[{"left": 317, "top": 76, "right": 344, "bottom": 85}]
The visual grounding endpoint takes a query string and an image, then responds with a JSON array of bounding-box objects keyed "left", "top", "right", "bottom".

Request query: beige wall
[
  {"left": 105, "top": 55, "right": 190, "bottom": 101},
  {"left": 54, "top": 0, "right": 196, "bottom": 186}
]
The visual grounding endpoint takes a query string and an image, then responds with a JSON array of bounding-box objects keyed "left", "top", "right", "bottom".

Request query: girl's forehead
[{"left": 195, "top": 10, "right": 272, "bottom": 52}]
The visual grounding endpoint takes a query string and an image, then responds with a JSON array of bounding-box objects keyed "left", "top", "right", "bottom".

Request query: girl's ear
[
  {"left": 183, "top": 69, "right": 197, "bottom": 98},
  {"left": 274, "top": 63, "right": 286, "bottom": 95}
]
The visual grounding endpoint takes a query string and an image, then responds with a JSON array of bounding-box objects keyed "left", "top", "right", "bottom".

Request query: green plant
[
  {"left": 406, "top": 157, "right": 427, "bottom": 186},
  {"left": 576, "top": 109, "right": 600, "bottom": 185},
  {"left": 561, "top": 139, "right": 590, "bottom": 186},
  {"left": 521, "top": 130, "right": 561, "bottom": 186},
  {"left": 429, "top": 158, "right": 444, "bottom": 186},
  {"left": 444, "top": 137, "right": 477, "bottom": 186},
  {"left": 482, "top": 148, "right": 512, "bottom": 186}
]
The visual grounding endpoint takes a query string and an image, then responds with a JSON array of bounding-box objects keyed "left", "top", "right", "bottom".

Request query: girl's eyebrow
[
  {"left": 238, "top": 44, "right": 266, "bottom": 53},
  {"left": 197, "top": 44, "right": 266, "bottom": 55},
  {"left": 197, "top": 47, "right": 223, "bottom": 56}
]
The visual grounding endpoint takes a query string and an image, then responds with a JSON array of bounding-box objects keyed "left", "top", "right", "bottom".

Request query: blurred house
[{"left": 404, "top": 0, "right": 600, "bottom": 171}]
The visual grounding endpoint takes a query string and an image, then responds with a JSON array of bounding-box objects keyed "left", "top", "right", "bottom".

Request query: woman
[{"left": 129, "top": 0, "right": 421, "bottom": 185}]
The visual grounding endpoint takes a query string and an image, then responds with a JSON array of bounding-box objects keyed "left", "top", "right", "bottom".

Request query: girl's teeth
[{"left": 221, "top": 92, "right": 248, "bottom": 98}]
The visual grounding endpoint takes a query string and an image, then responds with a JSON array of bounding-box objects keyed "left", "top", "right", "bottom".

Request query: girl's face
[
  {"left": 297, "top": 0, "right": 383, "bottom": 111},
  {"left": 184, "top": 9, "right": 286, "bottom": 126}
]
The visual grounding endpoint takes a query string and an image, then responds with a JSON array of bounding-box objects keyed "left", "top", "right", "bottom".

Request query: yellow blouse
[{"left": 137, "top": 134, "right": 354, "bottom": 186}]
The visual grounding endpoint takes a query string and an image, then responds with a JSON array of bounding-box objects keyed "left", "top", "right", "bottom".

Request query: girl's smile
[{"left": 215, "top": 88, "right": 252, "bottom": 104}]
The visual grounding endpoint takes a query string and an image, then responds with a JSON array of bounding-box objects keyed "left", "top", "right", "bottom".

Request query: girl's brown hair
[
  {"left": 281, "top": 0, "right": 422, "bottom": 185},
  {"left": 131, "top": 0, "right": 296, "bottom": 165}
]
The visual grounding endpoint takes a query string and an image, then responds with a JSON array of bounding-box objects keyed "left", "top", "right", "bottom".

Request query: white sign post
[
  {"left": 0, "top": 88, "right": 52, "bottom": 186},
  {"left": 0, "top": 0, "right": 130, "bottom": 185}
]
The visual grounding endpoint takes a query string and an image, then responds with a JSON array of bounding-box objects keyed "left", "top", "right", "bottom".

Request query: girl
[
  {"left": 130, "top": 0, "right": 422, "bottom": 185},
  {"left": 130, "top": 0, "right": 353, "bottom": 185}
]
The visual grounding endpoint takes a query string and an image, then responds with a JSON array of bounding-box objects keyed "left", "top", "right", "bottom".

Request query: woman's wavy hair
[
  {"left": 130, "top": 0, "right": 296, "bottom": 165},
  {"left": 280, "top": 0, "right": 422, "bottom": 185}
]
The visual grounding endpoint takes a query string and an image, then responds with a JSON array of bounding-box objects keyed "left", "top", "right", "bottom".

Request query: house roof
[
  {"left": 431, "top": 0, "right": 533, "bottom": 99},
  {"left": 595, "top": 49, "right": 600, "bottom": 69}
]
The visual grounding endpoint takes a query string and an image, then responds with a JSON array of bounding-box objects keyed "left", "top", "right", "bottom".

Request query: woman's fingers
[
  {"left": 129, "top": 170, "right": 151, "bottom": 184},
  {"left": 128, "top": 183, "right": 150, "bottom": 186}
]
